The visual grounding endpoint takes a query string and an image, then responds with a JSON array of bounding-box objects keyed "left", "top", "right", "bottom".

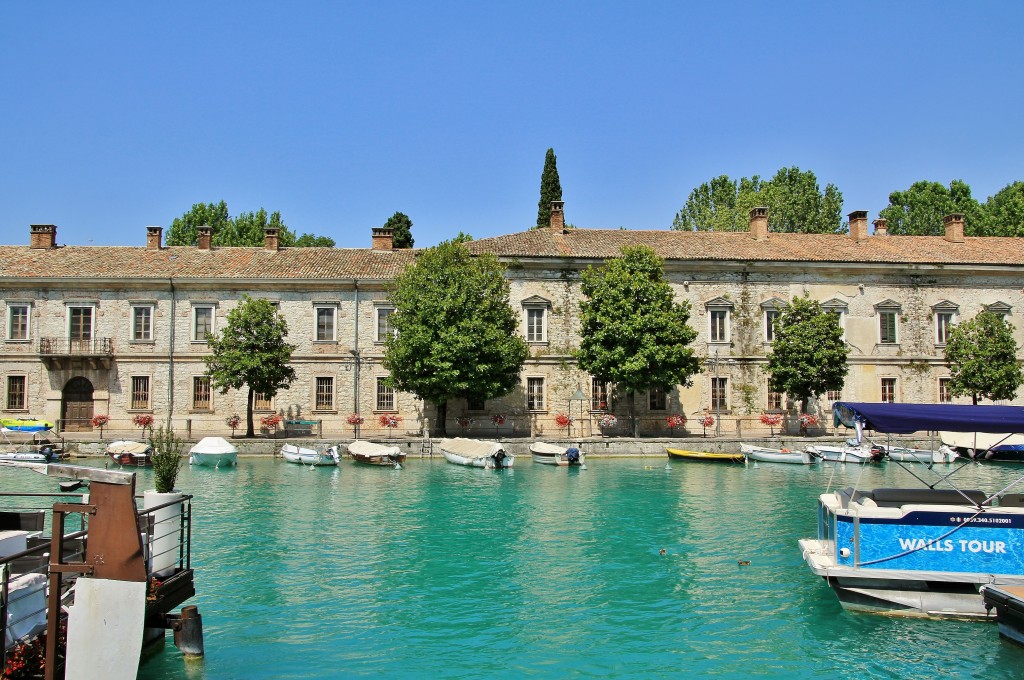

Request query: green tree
[
  {"left": 879, "top": 180, "right": 987, "bottom": 236},
  {"left": 451, "top": 231, "right": 473, "bottom": 243},
  {"left": 983, "top": 181, "right": 1024, "bottom": 237},
  {"left": 944, "top": 311, "right": 1023, "bottom": 405},
  {"left": 766, "top": 296, "right": 849, "bottom": 414},
  {"left": 165, "top": 201, "right": 335, "bottom": 247},
  {"left": 536, "top": 148, "right": 562, "bottom": 228},
  {"left": 165, "top": 201, "right": 231, "bottom": 246},
  {"left": 383, "top": 241, "right": 529, "bottom": 435},
  {"left": 382, "top": 211, "right": 414, "bottom": 248},
  {"left": 672, "top": 175, "right": 763, "bottom": 232},
  {"left": 204, "top": 295, "right": 297, "bottom": 437},
  {"left": 575, "top": 245, "right": 701, "bottom": 436}
]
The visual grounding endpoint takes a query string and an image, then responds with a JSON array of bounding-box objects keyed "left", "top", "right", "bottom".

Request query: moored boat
[
  {"left": 940, "top": 431, "right": 1024, "bottom": 462},
  {"left": 806, "top": 440, "right": 883, "bottom": 464},
  {"left": 348, "top": 440, "right": 406, "bottom": 467},
  {"left": 0, "top": 417, "right": 54, "bottom": 433},
  {"left": 529, "top": 442, "right": 585, "bottom": 466},
  {"left": 106, "top": 440, "right": 153, "bottom": 466},
  {"left": 280, "top": 443, "right": 341, "bottom": 466},
  {"left": 188, "top": 437, "right": 238, "bottom": 467},
  {"left": 438, "top": 438, "right": 512, "bottom": 469},
  {"left": 876, "top": 443, "right": 960, "bottom": 464},
  {"left": 666, "top": 448, "right": 743, "bottom": 463},
  {"left": 740, "top": 443, "right": 814, "bottom": 465}
]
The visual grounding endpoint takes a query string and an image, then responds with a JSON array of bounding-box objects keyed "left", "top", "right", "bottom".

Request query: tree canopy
[
  {"left": 536, "top": 148, "right": 563, "bottom": 228},
  {"left": 944, "top": 311, "right": 1023, "bottom": 405},
  {"left": 983, "top": 181, "right": 1024, "bottom": 237},
  {"left": 382, "top": 241, "right": 529, "bottom": 434},
  {"left": 878, "top": 180, "right": 987, "bottom": 236},
  {"left": 166, "top": 201, "right": 335, "bottom": 247},
  {"left": 575, "top": 245, "right": 701, "bottom": 435},
  {"left": 672, "top": 167, "right": 844, "bottom": 233},
  {"left": 382, "top": 211, "right": 414, "bottom": 248},
  {"left": 204, "top": 295, "right": 297, "bottom": 436},
  {"left": 765, "top": 296, "right": 849, "bottom": 412}
]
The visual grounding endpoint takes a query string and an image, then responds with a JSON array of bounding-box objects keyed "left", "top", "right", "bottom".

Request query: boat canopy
[
  {"left": 189, "top": 437, "right": 238, "bottom": 454},
  {"left": 833, "top": 402, "right": 1024, "bottom": 437}
]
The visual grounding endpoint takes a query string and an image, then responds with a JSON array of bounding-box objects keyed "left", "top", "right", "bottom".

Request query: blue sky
[{"left": 2, "top": 2, "right": 1022, "bottom": 249}]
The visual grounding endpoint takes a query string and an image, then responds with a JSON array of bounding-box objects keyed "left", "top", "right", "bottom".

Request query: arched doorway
[{"left": 62, "top": 377, "right": 94, "bottom": 432}]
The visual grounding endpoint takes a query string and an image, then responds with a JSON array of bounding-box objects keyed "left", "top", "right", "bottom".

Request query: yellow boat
[{"left": 665, "top": 448, "right": 743, "bottom": 463}]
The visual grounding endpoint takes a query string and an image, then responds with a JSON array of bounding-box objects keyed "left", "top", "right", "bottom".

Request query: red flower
[
  {"left": 554, "top": 413, "right": 573, "bottom": 428},
  {"left": 346, "top": 413, "right": 365, "bottom": 426}
]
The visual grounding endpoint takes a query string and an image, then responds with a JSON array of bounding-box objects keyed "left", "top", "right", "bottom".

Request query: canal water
[{"left": 12, "top": 453, "right": 1024, "bottom": 678}]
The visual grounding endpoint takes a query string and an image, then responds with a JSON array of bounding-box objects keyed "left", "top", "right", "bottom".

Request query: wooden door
[{"left": 62, "top": 377, "right": 94, "bottom": 432}]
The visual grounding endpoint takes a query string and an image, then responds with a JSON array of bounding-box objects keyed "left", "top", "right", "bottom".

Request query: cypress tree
[
  {"left": 383, "top": 212, "right": 414, "bottom": 248},
  {"left": 536, "top": 148, "right": 563, "bottom": 228}
]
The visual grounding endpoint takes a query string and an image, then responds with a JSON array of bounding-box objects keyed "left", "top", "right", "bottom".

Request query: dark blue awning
[{"left": 832, "top": 402, "right": 1024, "bottom": 435}]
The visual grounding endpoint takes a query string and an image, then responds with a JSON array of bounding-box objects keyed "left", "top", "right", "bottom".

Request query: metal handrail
[{"left": 37, "top": 337, "right": 114, "bottom": 356}]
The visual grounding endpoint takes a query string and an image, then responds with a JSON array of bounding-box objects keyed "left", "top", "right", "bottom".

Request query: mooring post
[{"left": 170, "top": 605, "right": 205, "bottom": 658}]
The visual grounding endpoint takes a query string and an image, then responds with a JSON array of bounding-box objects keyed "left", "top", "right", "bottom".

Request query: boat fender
[
  {"left": 780, "top": 448, "right": 790, "bottom": 453},
  {"left": 566, "top": 447, "right": 580, "bottom": 464}
]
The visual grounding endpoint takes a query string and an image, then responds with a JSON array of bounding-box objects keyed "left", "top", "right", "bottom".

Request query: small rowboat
[
  {"left": 807, "top": 440, "right": 883, "bottom": 464},
  {"left": 740, "top": 444, "right": 815, "bottom": 465},
  {"left": 189, "top": 437, "right": 239, "bottom": 467},
  {"left": 438, "top": 438, "right": 513, "bottom": 469},
  {"left": 280, "top": 443, "right": 340, "bottom": 466},
  {"left": 666, "top": 448, "right": 743, "bottom": 463},
  {"left": 107, "top": 440, "right": 153, "bottom": 467},
  {"left": 875, "top": 443, "right": 959, "bottom": 464},
  {"left": 529, "top": 442, "right": 586, "bottom": 466},
  {"left": 348, "top": 440, "right": 406, "bottom": 468}
]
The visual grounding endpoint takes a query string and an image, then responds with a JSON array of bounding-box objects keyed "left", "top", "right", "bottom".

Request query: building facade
[{"left": 3, "top": 208, "right": 1023, "bottom": 439}]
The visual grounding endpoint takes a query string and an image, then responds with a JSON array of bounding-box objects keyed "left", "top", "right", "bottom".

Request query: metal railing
[{"left": 37, "top": 337, "right": 113, "bottom": 356}]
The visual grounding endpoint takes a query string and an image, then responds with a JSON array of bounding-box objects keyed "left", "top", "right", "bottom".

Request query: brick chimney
[
  {"left": 264, "top": 227, "right": 279, "bottom": 251},
  {"left": 849, "top": 211, "right": 868, "bottom": 242},
  {"left": 146, "top": 226, "right": 163, "bottom": 250},
  {"left": 872, "top": 218, "right": 887, "bottom": 237},
  {"left": 197, "top": 226, "right": 212, "bottom": 251},
  {"left": 29, "top": 224, "right": 57, "bottom": 249},
  {"left": 372, "top": 227, "right": 394, "bottom": 251},
  {"left": 749, "top": 206, "right": 768, "bottom": 241},
  {"left": 944, "top": 213, "right": 965, "bottom": 243},
  {"left": 549, "top": 200, "right": 565, "bottom": 232}
]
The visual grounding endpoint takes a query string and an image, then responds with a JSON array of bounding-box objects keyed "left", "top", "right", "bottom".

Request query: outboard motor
[
  {"left": 566, "top": 447, "right": 580, "bottom": 465},
  {"left": 493, "top": 450, "right": 507, "bottom": 469}
]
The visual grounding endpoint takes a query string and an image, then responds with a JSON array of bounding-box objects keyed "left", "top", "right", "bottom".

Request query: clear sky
[{"left": 2, "top": 2, "right": 1022, "bottom": 249}]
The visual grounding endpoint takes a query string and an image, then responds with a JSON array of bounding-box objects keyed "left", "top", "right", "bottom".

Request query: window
[
  {"left": 935, "top": 312, "right": 953, "bottom": 345},
  {"left": 527, "top": 377, "right": 545, "bottom": 411},
  {"left": 710, "top": 310, "right": 729, "bottom": 343},
  {"left": 591, "top": 378, "right": 609, "bottom": 411},
  {"left": 192, "top": 376, "right": 211, "bottom": 410},
  {"left": 315, "top": 306, "right": 336, "bottom": 342},
  {"left": 315, "top": 377, "right": 334, "bottom": 411},
  {"left": 131, "top": 305, "right": 153, "bottom": 342},
  {"left": 376, "top": 377, "right": 395, "bottom": 411},
  {"left": 467, "top": 397, "right": 485, "bottom": 412},
  {"left": 985, "top": 302, "right": 1012, "bottom": 319},
  {"left": 826, "top": 390, "right": 842, "bottom": 403},
  {"left": 7, "top": 304, "right": 29, "bottom": 341},
  {"left": 649, "top": 385, "right": 667, "bottom": 411},
  {"left": 822, "top": 299, "right": 848, "bottom": 340},
  {"left": 68, "top": 306, "right": 93, "bottom": 350},
  {"left": 764, "top": 310, "right": 780, "bottom": 343},
  {"left": 879, "top": 312, "right": 898, "bottom": 344},
  {"left": 881, "top": 377, "right": 897, "bottom": 403},
  {"left": 711, "top": 377, "right": 728, "bottom": 412},
  {"left": 767, "top": 387, "right": 783, "bottom": 411},
  {"left": 6, "top": 376, "right": 26, "bottom": 410},
  {"left": 938, "top": 378, "right": 952, "bottom": 404},
  {"left": 526, "top": 308, "right": 546, "bottom": 343},
  {"left": 375, "top": 306, "right": 396, "bottom": 343},
  {"left": 253, "top": 392, "right": 273, "bottom": 411},
  {"left": 193, "top": 305, "right": 214, "bottom": 342},
  {"left": 130, "top": 376, "right": 151, "bottom": 410}
]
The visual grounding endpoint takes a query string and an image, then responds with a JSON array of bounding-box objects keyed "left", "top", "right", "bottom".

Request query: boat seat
[
  {"left": 998, "top": 493, "right": 1024, "bottom": 507},
  {"left": 0, "top": 510, "right": 44, "bottom": 533},
  {"left": 865, "top": 488, "right": 988, "bottom": 507}
]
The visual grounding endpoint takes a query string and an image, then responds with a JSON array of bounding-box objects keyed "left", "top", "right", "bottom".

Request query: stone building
[{"left": 2, "top": 206, "right": 1023, "bottom": 439}]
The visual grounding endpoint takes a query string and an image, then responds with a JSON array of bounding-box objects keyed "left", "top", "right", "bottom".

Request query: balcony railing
[{"left": 38, "top": 337, "right": 113, "bottom": 356}]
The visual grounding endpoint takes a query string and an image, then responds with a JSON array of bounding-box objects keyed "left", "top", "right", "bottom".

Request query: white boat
[
  {"left": 529, "top": 442, "right": 585, "bottom": 466},
  {"left": 438, "top": 438, "right": 513, "bottom": 469},
  {"left": 347, "top": 440, "right": 405, "bottom": 467},
  {"left": 740, "top": 443, "right": 814, "bottom": 465},
  {"left": 940, "top": 431, "right": 1024, "bottom": 462},
  {"left": 876, "top": 443, "right": 960, "bottom": 464},
  {"left": 806, "top": 439, "right": 883, "bottom": 464},
  {"left": 801, "top": 401, "right": 1024, "bottom": 618},
  {"left": 188, "top": 437, "right": 238, "bottom": 467},
  {"left": 106, "top": 440, "right": 152, "bottom": 466},
  {"left": 280, "top": 443, "right": 341, "bottom": 466}
]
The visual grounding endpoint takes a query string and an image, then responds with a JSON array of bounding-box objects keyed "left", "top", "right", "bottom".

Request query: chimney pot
[
  {"left": 944, "top": 213, "right": 965, "bottom": 243},
  {"left": 872, "top": 218, "right": 887, "bottom": 237},
  {"left": 372, "top": 227, "right": 394, "bottom": 251},
  {"left": 749, "top": 206, "right": 768, "bottom": 241},
  {"left": 197, "top": 226, "right": 212, "bottom": 251},
  {"left": 848, "top": 211, "right": 868, "bottom": 242},
  {"left": 29, "top": 224, "right": 57, "bottom": 249},
  {"left": 146, "top": 226, "right": 163, "bottom": 250},
  {"left": 264, "top": 227, "right": 280, "bottom": 251},
  {"left": 549, "top": 200, "right": 565, "bottom": 232}
]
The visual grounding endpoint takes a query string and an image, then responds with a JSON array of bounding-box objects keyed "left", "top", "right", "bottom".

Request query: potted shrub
[
  {"left": 378, "top": 413, "right": 402, "bottom": 440},
  {"left": 597, "top": 413, "right": 618, "bottom": 436},
  {"left": 144, "top": 426, "right": 185, "bottom": 577},
  {"left": 666, "top": 413, "right": 687, "bottom": 435},
  {"left": 346, "top": 413, "right": 364, "bottom": 439},
  {"left": 132, "top": 413, "right": 154, "bottom": 438},
  {"left": 699, "top": 414, "right": 715, "bottom": 437},
  {"left": 91, "top": 414, "right": 110, "bottom": 438},
  {"left": 798, "top": 413, "right": 818, "bottom": 436},
  {"left": 225, "top": 414, "right": 241, "bottom": 437},
  {"left": 760, "top": 412, "right": 783, "bottom": 436}
]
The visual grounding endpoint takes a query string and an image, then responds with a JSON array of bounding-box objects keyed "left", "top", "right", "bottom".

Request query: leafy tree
[
  {"left": 204, "top": 295, "right": 297, "bottom": 437},
  {"left": 452, "top": 231, "right": 473, "bottom": 243},
  {"left": 944, "top": 311, "right": 1023, "bottom": 405},
  {"left": 879, "top": 180, "right": 987, "bottom": 236},
  {"left": 166, "top": 201, "right": 335, "bottom": 247},
  {"left": 984, "top": 181, "right": 1024, "bottom": 237},
  {"left": 766, "top": 296, "right": 849, "bottom": 413},
  {"left": 536, "top": 148, "right": 562, "bottom": 228},
  {"left": 672, "top": 167, "right": 843, "bottom": 233},
  {"left": 383, "top": 241, "right": 529, "bottom": 435},
  {"left": 382, "top": 211, "right": 414, "bottom": 248},
  {"left": 575, "top": 245, "right": 701, "bottom": 436}
]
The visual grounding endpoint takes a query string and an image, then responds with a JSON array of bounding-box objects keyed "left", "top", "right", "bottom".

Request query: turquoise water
[{"left": 10, "top": 455, "right": 1024, "bottom": 678}]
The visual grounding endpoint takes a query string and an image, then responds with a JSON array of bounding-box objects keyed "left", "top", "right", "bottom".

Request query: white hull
[
  {"left": 441, "top": 449, "right": 515, "bottom": 469},
  {"left": 281, "top": 443, "right": 340, "bottom": 466},
  {"left": 188, "top": 451, "right": 238, "bottom": 467},
  {"left": 438, "top": 438, "right": 513, "bottom": 469},
  {"left": 740, "top": 444, "right": 813, "bottom": 465},
  {"left": 807, "top": 444, "right": 880, "bottom": 464},
  {"left": 0, "top": 452, "right": 49, "bottom": 463},
  {"left": 882, "top": 444, "right": 960, "bottom": 464},
  {"left": 529, "top": 442, "right": 585, "bottom": 466}
]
